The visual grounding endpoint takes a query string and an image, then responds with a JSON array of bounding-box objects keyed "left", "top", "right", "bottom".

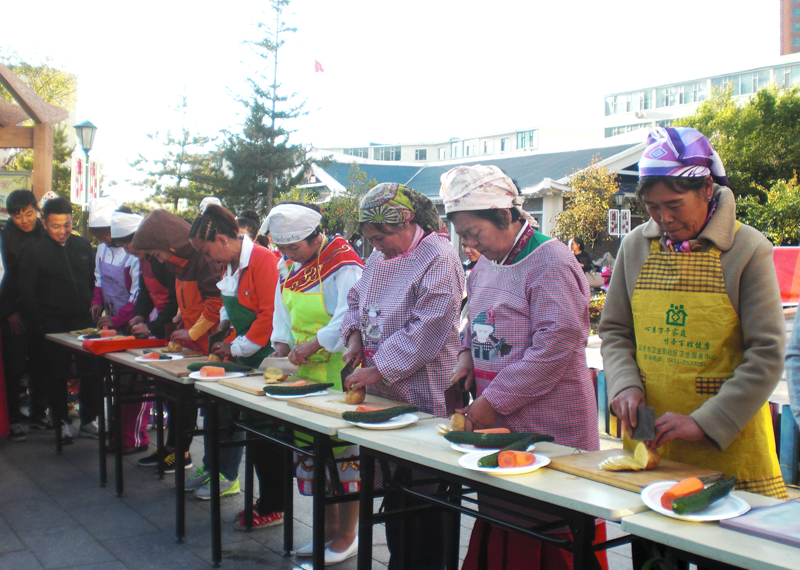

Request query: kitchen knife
[
  {"left": 630, "top": 406, "right": 655, "bottom": 441},
  {"left": 444, "top": 378, "right": 469, "bottom": 417},
  {"left": 208, "top": 325, "right": 232, "bottom": 354},
  {"left": 340, "top": 362, "right": 355, "bottom": 392}
]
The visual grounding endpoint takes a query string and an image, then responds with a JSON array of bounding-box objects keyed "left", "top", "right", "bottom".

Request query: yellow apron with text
[{"left": 629, "top": 230, "right": 787, "bottom": 499}]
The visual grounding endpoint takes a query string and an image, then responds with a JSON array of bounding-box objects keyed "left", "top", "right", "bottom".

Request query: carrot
[
  {"left": 199, "top": 366, "right": 225, "bottom": 377},
  {"left": 289, "top": 380, "right": 308, "bottom": 387},
  {"left": 99, "top": 329, "right": 117, "bottom": 338},
  {"left": 142, "top": 352, "right": 160, "bottom": 360},
  {"left": 498, "top": 451, "right": 535, "bottom": 468},
  {"left": 660, "top": 477, "right": 705, "bottom": 510},
  {"left": 355, "top": 405, "right": 386, "bottom": 413},
  {"left": 475, "top": 428, "right": 511, "bottom": 434}
]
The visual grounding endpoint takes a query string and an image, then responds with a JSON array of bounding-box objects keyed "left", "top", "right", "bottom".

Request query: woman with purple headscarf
[{"left": 600, "top": 127, "right": 787, "bottom": 506}]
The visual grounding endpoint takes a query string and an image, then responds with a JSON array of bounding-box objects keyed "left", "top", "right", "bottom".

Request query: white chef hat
[
  {"left": 261, "top": 204, "right": 322, "bottom": 244},
  {"left": 88, "top": 197, "right": 121, "bottom": 228},
  {"left": 199, "top": 196, "right": 222, "bottom": 214},
  {"left": 110, "top": 211, "right": 144, "bottom": 239}
]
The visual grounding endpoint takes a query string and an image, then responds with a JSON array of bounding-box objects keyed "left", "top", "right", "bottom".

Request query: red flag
[{"left": 314, "top": 60, "right": 324, "bottom": 73}]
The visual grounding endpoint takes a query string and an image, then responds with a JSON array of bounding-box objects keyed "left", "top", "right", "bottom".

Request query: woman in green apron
[
  {"left": 186, "top": 205, "right": 286, "bottom": 525},
  {"left": 264, "top": 202, "right": 364, "bottom": 564},
  {"left": 600, "top": 127, "right": 788, "bottom": 563}
]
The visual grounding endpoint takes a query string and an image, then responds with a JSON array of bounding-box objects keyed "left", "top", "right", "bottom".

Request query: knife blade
[
  {"left": 444, "top": 379, "right": 468, "bottom": 417},
  {"left": 208, "top": 325, "right": 232, "bottom": 354},
  {"left": 340, "top": 361, "right": 355, "bottom": 392},
  {"left": 630, "top": 406, "right": 655, "bottom": 441}
]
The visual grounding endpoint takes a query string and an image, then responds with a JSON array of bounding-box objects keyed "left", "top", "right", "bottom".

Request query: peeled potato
[
  {"left": 450, "top": 412, "right": 466, "bottom": 432},
  {"left": 263, "top": 366, "right": 289, "bottom": 382},
  {"left": 207, "top": 353, "right": 223, "bottom": 363},
  {"left": 345, "top": 387, "right": 366, "bottom": 405},
  {"left": 634, "top": 442, "right": 661, "bottom": 470},
  {"left": 599, "top": 455, "right": 644, "bottom": 472},
  {"left": 166, "top": 341, "right": 183, "bottom": 352}
]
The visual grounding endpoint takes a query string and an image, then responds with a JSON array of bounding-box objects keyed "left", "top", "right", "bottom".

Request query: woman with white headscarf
[
  {"left": 264, "top": 202, "right": 364, "bottom": 564},
  {"left": 441, "top": 165, "right": 604, "bottom": 570}
]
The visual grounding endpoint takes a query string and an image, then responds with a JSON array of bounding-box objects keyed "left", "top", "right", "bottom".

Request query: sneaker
[
  {"left": 194, "top": 475, "right": 240, "bottom": 501},
  {"left": 234, "top": 505, "right": 284, "bottom": 531},
  {"left": 9, "top": 423, "right": 27, "bottom": 442},
  {"left": 79, "top": 420, "right": 99, "bottom": 439},
  {"left": 156, "top": 452, "right": 192, "bottom": 474},
  {"left": 137, "top": 450, "right": 159, "bottom": 467},
  {"left": 29, "top": 415, "right": 53, "bottom": 430},
  {"left": 184, "top": 466, "right": 210, "bottom": 492},
  {"left": 61, "top": 421, "right": 74, "bottom": 445}
]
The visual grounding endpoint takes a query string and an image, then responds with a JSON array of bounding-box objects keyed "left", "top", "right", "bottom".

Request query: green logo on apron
[{"left": 666, "top": 304, "right": 687, "bottom": 327}]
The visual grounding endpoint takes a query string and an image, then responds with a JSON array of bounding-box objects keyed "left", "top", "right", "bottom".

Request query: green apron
[
  {"left": 221, "top": 292, "right": 273, "bottom": 369},
  {"left": 282, "top": 267, "right": 346, "bottom": 389}
]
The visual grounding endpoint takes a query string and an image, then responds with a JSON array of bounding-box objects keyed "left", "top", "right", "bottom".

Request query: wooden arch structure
[{"left": 0, "top": 63, "right": 69, "bottom": 202}]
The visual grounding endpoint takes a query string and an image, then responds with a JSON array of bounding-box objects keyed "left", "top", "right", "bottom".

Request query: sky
[{"left": 2, "top": 0, "right": 780, "bottom": 201}]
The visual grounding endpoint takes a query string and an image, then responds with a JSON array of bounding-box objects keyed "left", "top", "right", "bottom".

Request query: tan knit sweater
[{"left": 599, "top": 185, "right": 785, "bottom": 451}]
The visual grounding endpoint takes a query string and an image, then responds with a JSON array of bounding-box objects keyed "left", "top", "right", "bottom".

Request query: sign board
[
  {"left": 70, "top": 153, "right": 101, "bottom": 208},
  {"left": 608, "top": 209, "right": 631, "bottom": 236},
  {"left": 0, "top": 171, "right": 32, "bottom": 221}
]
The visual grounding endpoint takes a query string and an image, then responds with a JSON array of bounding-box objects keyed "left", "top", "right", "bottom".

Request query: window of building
[
  {"left": 713, "top": 76, "right": 740, "bottom": 96},
  {"left": 415, "top": 149, "right": 427, "bottom": 161},
  {"left": 642, "top": 90, "right": 652, "bottom": 110},
  {"left": 483, "top": 140, "right": 493, "bottom": 154},
  {"left": 604, "top": 96, "right": 615, "bottom": 116},
  {"left": 451, "top": 141, "right": 460, "bottom": 159},
  {"left": 625, "top": 94, "right": 632, "bottom": 112},
  {"left": 463, "top": 139, "right": 477, "bottom": 157},
  {"left": 794, "top": 37, "right": 800, "bottom": 47},
  {"left": 501, "top": 137, "right": 510, "bottom": 152},
  {"left": 343, "top": 147, "right": 369, "bottom": 158},
  {"left": 516, "top": 130, "right": 538, "bottom": 150},
  {"left": 793, "top": 22, "right": 800, "bottom": 32},
  {"left": 678, "top": 85, "right": 685, "bottom": 105},
  {"left": 375, "top": 146, "right": 401, "bottom": 161},
  {"left": 438, "top": 147, "right": 447, "bottom": 160},
  {"left": 794, "top": 8, "right": 800, "bottom": 17}
]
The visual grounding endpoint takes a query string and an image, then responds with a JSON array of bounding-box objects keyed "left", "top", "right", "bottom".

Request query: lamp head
[{"left": 74, "top": 121, "right": 98, "bottom": 153}]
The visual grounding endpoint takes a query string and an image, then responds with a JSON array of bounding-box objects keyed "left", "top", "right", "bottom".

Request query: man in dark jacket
[
  {"left": 18, "top": 197, "right": 96, "bottom": 444},
  {"left": 0, "top": 190, "right": 47, "bottom": 440}
]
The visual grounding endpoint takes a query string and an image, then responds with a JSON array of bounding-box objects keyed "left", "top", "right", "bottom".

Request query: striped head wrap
[{"left": 639, "top": 127, "right": 728, "bottom": 186}]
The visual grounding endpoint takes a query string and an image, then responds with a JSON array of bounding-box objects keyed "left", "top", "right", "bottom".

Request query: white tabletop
[
  {"left": 338, "top": 419, "right": 648, "bottom": 521},
  {"left": 103, "top": 351, "right": 198, "bottom": 385},
  {"left": 195, "top": 383, "right": 355, "bottom": 437},
  {"left": 45, "top": 332, "right": 92, "bottom": 354},
  {"left": 621, "top": 493, "right": 800, "bottom": 570}
]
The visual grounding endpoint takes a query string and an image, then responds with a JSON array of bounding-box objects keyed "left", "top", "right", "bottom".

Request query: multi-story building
[
  {"left": 318, "top": 126, "right": 602, "bottom": 164},
  {"left": 781, "top": 0, "right": 800, "bottom": 55},
  {"left": 603, "top": 52, "right": 800, "bottom": 139}
]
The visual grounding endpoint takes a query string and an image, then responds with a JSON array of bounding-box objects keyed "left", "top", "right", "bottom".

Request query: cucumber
[
  {"left": 671, "top": 476, "right": 737, "bottom": 515},
  {"left": 186, "top": 361, "right": 253, "bottom": 373},
  {"left": 263, "top": 382, "right": 334, "bottom": 395},
  {"left": 445, "top": 431, "right": 542, "bottom": 448},
  {"left": 342, "top": 405, "right": 419, "bottom": 423},
  {"left": 477, "top": 434, "right": 553, "bottom": 468}
]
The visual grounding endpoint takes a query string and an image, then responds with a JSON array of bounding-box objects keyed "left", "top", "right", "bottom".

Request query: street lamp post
[
  {"left": 73, "top": 121, "right": 98, "bottom": 236},
  {"left": 613, "top": 190, "right": 626, "bottom": 253}
]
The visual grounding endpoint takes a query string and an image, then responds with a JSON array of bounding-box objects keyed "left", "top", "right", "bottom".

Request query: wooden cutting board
[
  {"left": 125, "top": 347, "right": 204, "bottom": 358},
  {"left": 288, "top": 392, "right": 419, "bottom": 419},
  {"left": 547, "top": 449, "right": 721, "bottom": 493},
  {"left": 219, "top": 376, "right": 269, "bottom": 395},
  {"left": 143, "top": 357, "right": 208, "bottom": 377}
]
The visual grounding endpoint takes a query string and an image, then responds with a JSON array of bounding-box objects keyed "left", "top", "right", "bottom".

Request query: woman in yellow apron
[
  {"left": 601, "top": 127, "right": 787, "bottom": 509},
  {"left": 264, "top": 203, "right": 364, "bottom": 565}
]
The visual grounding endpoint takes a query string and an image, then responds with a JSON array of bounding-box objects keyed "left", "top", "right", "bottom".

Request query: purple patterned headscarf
[{"left": 639, "top": 127, "right": 728, "bottom": 187}]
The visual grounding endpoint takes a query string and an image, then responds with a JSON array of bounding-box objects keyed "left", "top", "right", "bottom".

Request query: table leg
[
  {"left": 571, "top": 515, "right": 601, "bottom": 570},
  {"left": 97, "top": 361, "right": 108, "bottom": 487},
  {"left": 208, "top": 397, "right": 221, "bottom": 566},
  {"left": 312, "top": 436, "right": 326, "bottom": 570},
  {"left": 357, "top": 450, "right": 374, "bottom": 570},
  {"left": 111, "top": 363, "right": 123, "bottom": 497},
  {"left": 283, "top": 440, "right": 294, "bottom": 555},
  {"left": 444, "top": 483, "right": 461, "bottom": 570},
  {"left": 244, "top": 437, "right": 254, "bottom": 531},
  {"left": 155, "top": 395, "right": 164, "bottom": 479},
  {"left": 174, "top": 386, "right": 188, "bottom": 543},
  {"left": 53, "top": 380, "right": 63, "bottom": 455}
]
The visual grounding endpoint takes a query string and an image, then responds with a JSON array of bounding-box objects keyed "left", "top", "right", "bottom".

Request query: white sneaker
[
  {"left": 79, "top": 420, "right": 99, "bottom": 439},
  {"left": 61, "top": 421, "right": 74, "bottom": 445},
  {"left": 324, "top": 538, "right": 359, "bottom": 566}
]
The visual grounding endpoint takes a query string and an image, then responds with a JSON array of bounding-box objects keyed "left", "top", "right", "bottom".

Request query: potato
[
  {"left": 634, "top": 442, "right": 661, "bottom": 470},
  {"left": 345, "top": 387, "right": 366, "bottom": 405},
  {"left": 599, "top": 454, "right": 644, "bottom": 471},
  {"left": 207, "top": 353, "right": 223, "bottom": 363},
  {"left": 450, "top": 412, "right": 466, "bottom": 432},
  {"left": 166, "top": 341, "right": 183, "bottom": 353},
  {"left": 263, "top": 366, "right": 289, "bottom": 382}
]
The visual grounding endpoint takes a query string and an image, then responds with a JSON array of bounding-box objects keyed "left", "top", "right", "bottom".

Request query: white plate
[
  {"left": 450, "top": 442, "right": 535, "bottom": 454},
  {"left": 263, "top": 390, "right": 330, "bottom": 400},
  {"left": 458, "top": 451, "right": 550, "bottom": 476},
  {"left": 188, "top": 371, "right": 245, "bottom": 381},
  {"left": 347, "top": 413, "right": 419, "bottom": 430},
  {"left": 641, "top": 481, "right": 750, "bottom": 522},
  {"left": 78, "top": 334, "right": 97, "bottom": 341},
  {"left": 135, "top": 354, "right": 183, "bottom": 362}
]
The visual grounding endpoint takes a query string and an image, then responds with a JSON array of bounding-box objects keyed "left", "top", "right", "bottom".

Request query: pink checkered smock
[
  {"left": 340, "top": 232, "right": 464, "bottom": 417},
  {"left": 465, "top": 238, "right": 599, "bottom": 451}
]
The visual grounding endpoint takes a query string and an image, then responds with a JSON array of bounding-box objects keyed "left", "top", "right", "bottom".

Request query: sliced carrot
[
  {"left": 199, "top": 366, "right": 225, "bottom": 377},
  {"left": 99, "top": 329, "right": 117, "bottom": 338},
  {"left": 289, "top": 380, "right": 308, "bottom": 387},
  {"left": 475, "top": 428, "right": 511, "bottom": 434},
  {"left": 498, "top": 451, "right": 535, "bottom": 468},
  {"left": 355, "top": 405, "right": 386, "bottom": 413},
  {"left": 142, "top": 352, "right": 161, "bottom": 360},
  {"left": 661, "top": 477, "right": 704, "bottom": 510}
]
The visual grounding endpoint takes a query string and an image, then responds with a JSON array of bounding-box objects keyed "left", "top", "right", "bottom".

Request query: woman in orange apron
[
  {"left": 264, "top": 202, "right": 364, "bottom": 564},
  {"left": 600, "top": 127, "right": 787, "bottom": 562}
]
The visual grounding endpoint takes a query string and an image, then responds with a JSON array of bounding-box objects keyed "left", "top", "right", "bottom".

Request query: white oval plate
[
  {"left": 188, "top": 371, "right": 245, "bottom": 381},
  {"left": 450, "top": 442, "right": 535, "bottom": 454},
  {"left": 346, "top": 413, "right": 419, "bottom": 430},
  {"left": 135, "top": 354, "right": 183, "bottom": 362},
  {"left": 458, "top": 451, "right": 550, "bottom": 476},
  {"left": 641, "top": 481, "right": 750, "bottom": 522},
  {"left": 263, "top": 391, "right": 330, "bottom": 400}
]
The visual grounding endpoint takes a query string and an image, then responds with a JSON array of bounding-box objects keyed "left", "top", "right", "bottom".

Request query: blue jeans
[
  {"left": 784, "top": 310, "right": 800, "bottom": 432},
  {"left": 203, "top": 404, "right": 243, "bottom": 481}
]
